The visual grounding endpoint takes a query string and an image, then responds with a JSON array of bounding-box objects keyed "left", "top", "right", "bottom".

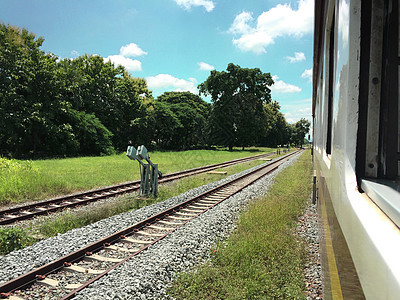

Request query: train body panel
[{"left": 313, "top": 0, "right": 400, "bottom": 298}]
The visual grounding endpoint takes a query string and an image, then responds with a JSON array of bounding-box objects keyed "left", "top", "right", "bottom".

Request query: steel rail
[
  {"left": 0, "top": 152, "right": 277, "bottom": 225},
  {"left": 0, "top": 150, "right": 300, "bottom": 299}
]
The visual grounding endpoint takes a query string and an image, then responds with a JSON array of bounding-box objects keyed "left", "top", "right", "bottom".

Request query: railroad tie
[
  {"left": 3, "top": 214, "right": 16, "bottom": 219},
  {"left": 64, "top": 265, "right": 104, "bottom": 275},
  {"left": 189, "top": 203, "right": 211, "bottom": 207},
  {"left": 207, "top": 194, "right": 226, "bottom": 198},
  {"left": 168, "top": 215, "right": 192, "bottom": 221},
  {"left": 47, "top": 204, "right": 61, "bottom": 209},
  {"left": 175, "top": 211, "right": 198, "bottom": 216},
  {"left": 34, "top": 207, "right": 47, "bottom": 212},
  {"left": 8, "top": 296, "right": 25, "bottom": 300},
  {"left": 19, "top": 211, "right": 32, "bottom": 215},
  {"left": 181, "top": 208, "right": 203, "bottom": 213},
  {"left": 104, "top": 245, "right": 140, "bottom": 253},
  {"left": 213, "top": 192, "right": 232, "bottom": 196},
  {"left": 36, "top": 277, "right": 59, "bottom": 287},
  {"left": 216, "top": 193, "right": 233, "bottom": 197},
  {"left": 198, "top": 200, "right": 218, "bottom": 204},
  {"left": 65, "top": 283, "right": 84, "bottom": 290},
  {"left": 185, "top": 206, "right": 206, "bottom": 211},
  {"left": 158, "top": 220, "right": 182, "bottom": 226},
  {"left": 136, "top": 231, "right": 165, "bottom": 237},
  {"left": 122, "top": 237, "right": 152, "bottom": 244},
  {"left": 148, "top": 225, "right": 174, "bottom": 231},
  {"left": 84, "top": 254, "right": 123, "bottom": 263}
]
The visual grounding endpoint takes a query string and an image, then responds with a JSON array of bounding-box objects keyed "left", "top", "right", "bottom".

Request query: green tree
[
  {"left": 0, "top": 24, "right": 116, "bottom": 157},
  {"left": 0, "top": 24, "right": 72, "bottom": 157},
  {"left": 156, "top": 92, "right": 211, "bottom": 149},
  {"left": 58, "top": 55, "right": 152, "bottom": 151},
  {"left": 292, "top": 118, "right": 311, "bottom": 147},
  {"left": 152, "top": 101, "right": 182, "bottom": 148},
  {"left": 260, "top": 101, "right": 290, "bottom": 147},
  {"left": 199, "top": 63, "right": 273, "bottom": 150}
]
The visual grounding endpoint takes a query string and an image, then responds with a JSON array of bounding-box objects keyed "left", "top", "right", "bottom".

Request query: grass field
[
  {"left": 36, "top": 157, "right": 272, "bottom": 238},
  {"left": 0, "top": 154, "right": 278, "bottom": 254},
  {"left": 0, "top": 147, "right": 275, "bottom": 206},
  {"left": 169, "top": 150, "right": 312, "bottom": 299}
]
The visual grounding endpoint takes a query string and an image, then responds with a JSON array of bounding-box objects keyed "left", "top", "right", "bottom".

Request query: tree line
[{"left": 0, "top": 24, "right": 310, "bottom": 159}]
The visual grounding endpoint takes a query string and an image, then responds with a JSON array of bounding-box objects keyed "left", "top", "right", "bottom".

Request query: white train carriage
[{"left": 312, "top": 0, "right": 400, "bottom": 298}]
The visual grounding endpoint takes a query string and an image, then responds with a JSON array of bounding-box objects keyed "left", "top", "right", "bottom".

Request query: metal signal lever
[{"left": 127, "top": 145, "right": 162, "bottom": 196}]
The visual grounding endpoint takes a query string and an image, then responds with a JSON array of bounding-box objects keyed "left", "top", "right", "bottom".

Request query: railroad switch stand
[
  {"left": 276, "top": 145, "right": 290, "bottom": 155},
  {"left": 127, "top": 145, "right": 162, "bottom": 197}
]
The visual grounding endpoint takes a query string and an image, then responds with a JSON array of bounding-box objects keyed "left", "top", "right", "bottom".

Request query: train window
[
  {"left": 379, "top": 0, "right": 399, "bottom": 180},
  {"left": 358, "top": 0, "right": 400, "bottom": 227},
  {"left": 326, "top": 12, "right": 335, "bottom": 156},
  {"left": 358, "top": 0, "right": 399, "bottom": 182}
]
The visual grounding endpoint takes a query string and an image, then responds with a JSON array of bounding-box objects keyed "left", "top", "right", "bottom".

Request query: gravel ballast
[
  {"left": 0, "top": 151, "right": 321, "bottom": 299},
  {"left": 297, "top": 198, "right": 323, "bottom": 299}
]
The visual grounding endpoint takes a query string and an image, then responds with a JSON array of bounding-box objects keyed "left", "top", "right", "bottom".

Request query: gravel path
[
  {"left": 297, "top": 198, "right": 323, "bottom": 299},
  {"left": 0, "top": 151, "right": 322, "bottom": 299}
]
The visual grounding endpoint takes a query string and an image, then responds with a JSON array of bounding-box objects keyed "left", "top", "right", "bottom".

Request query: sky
[{"left": 0, "top": 0, "right": 314, "bottom": 124}]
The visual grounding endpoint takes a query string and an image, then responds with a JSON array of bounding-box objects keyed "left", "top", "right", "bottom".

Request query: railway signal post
[{"left": 127, "top": 145, "right": 162, "bottom": 197}]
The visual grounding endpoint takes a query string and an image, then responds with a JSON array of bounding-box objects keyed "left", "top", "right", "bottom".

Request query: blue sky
[{"left": 0, "top": 0, "right": 313, "bottom": 124}]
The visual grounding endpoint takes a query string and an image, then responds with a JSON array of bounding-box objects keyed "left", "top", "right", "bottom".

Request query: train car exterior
[{"left": 312, "top": 0, "right": 400, "bottom": 299}]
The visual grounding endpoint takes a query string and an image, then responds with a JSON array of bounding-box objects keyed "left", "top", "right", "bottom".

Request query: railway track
[
  {"left": 0, "top": 152, "right": 279, "bottom": 225},
  {"left": 0, "top": 150, "right": 300, "bottom": 299}
]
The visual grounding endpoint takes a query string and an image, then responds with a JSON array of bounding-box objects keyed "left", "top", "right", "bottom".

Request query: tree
[
  {"left": 156, "top": 92, "right": 210, "bottom": 149},
  {"left": 260, "top": 101, "right": 290, "bottom": 147},
  {"left": 57, "top": 54, "right": 155, "bottom": 152},
  {"left": 0, "top": 25, "right": 119, "bottom": 157},
  {"left": 199, "top": 63, "right": 273, "bottom": 150},
  {"left": 293, "top": 118, "right": 311, "bottom": 147},
  {"left": 0, "top": 24, "right": 79, "bottom": 157},
  {"left": 152, "top": 101, "right": 182, "bottom": 148}
]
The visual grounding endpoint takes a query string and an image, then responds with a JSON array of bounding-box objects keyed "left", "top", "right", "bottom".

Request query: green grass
[
  {"left": 0, "top": 227, "right": 36, "bottom": 255},
  {"left": 0, "top": 150, "right": 281, "bottom": 255},
  {"left": 0, "top": 157, "right": 64, "bottom": 205},
  {"left": 0, "top": 147, "right": 275, "bottom": 206},
  {"left": 156, "top": 157, "right": 276, "bottom": 203},
  {"left": 168, "top": 150, "right": 312, "bottom": 299},
  {"left": 37, "top": 197, "right": 155, "bottom": 237},
  {"left": 36, "top": 157, "right": 274, "bottom": 238}
]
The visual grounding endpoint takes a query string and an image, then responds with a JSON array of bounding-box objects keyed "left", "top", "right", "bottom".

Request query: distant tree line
[{"left": 0, "top": 24, "right": 310, "bottom": 158}]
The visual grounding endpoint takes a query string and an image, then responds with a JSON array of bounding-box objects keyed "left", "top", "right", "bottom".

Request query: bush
[
  {"left": 0, "top": 157, "right": 38, "bottom": 204},
  {"left": 0, "top": 227, "right": 34, "bottom": 255}
]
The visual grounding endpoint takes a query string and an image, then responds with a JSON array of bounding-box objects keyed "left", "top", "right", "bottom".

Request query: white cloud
[
  {"left": 338, "top": 0, "right": 349, "bottom": 46},
  {"left": 103, "top": 55, "right": 142, "bottom": 72},
  {"left": 70, "top": 50, "right": 79, "bottom": 57},
  {"left": 233, "top": 31, "right": 273, "bottom": 54},
  {"left": 174, "top": 0, "right": 215, "bottom": 12},
  {"left": 120, "top": 43, "right": 147, "bottom": 57},
  {"left": 229, "top": 0, "right": 314, "bottom": 54},
  {"left": 229, "top": 11, "right": 253, "bottom": 35},
  {"left": 270, "top": 75, "right": 301, "bottom": 93},
  {"left": 286, "top": 52, "right": 306, "bottom": 63},
  {"left": 146, "top": 74, "right": 198, "bottom": 94},
  {"left": 301, "top": 68, "right": 312, "bottom": 82},
  {"left": 103, "top": 42, "right": 146, "bottom": 72},
  {"left": 281, "top": 98, "right": 312, "bottom": 124},
  {"left": 198, "top": 62, "right": 215, "bottom": 71},
  {"left": 285, "top": 107, "right": 312, "bottom": 124}
]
